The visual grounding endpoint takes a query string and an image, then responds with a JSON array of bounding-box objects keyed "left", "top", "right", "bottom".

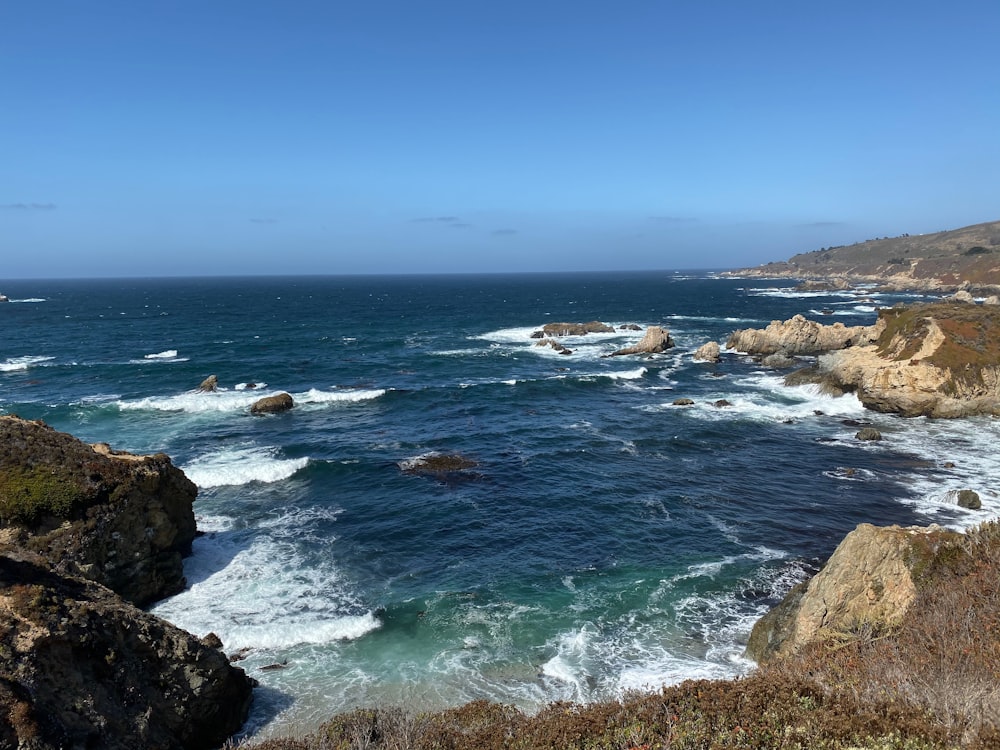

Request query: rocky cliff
[
  {"left": 0, "top": 551, "right": 253, "bottom": 750},
  {"left": 0, "top": 416, "right": 197, "bottom": 606},
  {"left": 816, "top": 302, "right": 1000, "bottom": 417},
  {"left": 746, "top": 523, "right": 964, "bottom": 663},
  {"left": 0, "top": 416, "right": 254, "bottom": 748}
]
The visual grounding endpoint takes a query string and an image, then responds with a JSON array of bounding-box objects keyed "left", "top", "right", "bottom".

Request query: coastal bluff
[
  {"left": 727, "top": 301, "right": 1000, "bottom": 417},
  {"left": 0, "top": 416, "right": 253, "bottom": 749},
  {"left": 745, "top": 523, "right": 963, "bottom": 663}
]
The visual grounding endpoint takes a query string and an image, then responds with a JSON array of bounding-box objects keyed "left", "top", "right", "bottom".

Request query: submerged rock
[
  {"left": 672, "top": 398, "right": 694, "bottom": 406},
  {"left": 399, "top": 452, "right": 479, "bottom": 479},
  {"left": 855, "top": 427, "right": 883, "bottom": 441},
  {"left": 534, "top": 338, "right": 573, "bottom": 355}
]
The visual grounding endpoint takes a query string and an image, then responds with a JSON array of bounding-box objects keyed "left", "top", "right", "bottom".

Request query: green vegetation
[
  {"left": 0, "top": 467, "right": 84, "bottom": 526},
  {"left": 237, "top": 521, "right": 1000, "bottom": 749}
]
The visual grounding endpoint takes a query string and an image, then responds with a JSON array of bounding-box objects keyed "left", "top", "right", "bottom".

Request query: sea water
[{"left": 1, "top": 272, "right": 997, "bottom": 738}]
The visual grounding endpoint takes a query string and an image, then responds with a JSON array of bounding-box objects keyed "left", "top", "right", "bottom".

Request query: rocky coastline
[{"left": 0, "top": 416, "right": 254, "bottom": 749}]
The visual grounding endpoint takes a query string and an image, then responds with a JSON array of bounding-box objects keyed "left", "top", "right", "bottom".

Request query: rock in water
[
  {"left": 197, "top": 374, "right": 218, "bottom": 392},
  {"left": 945, "top": 489, "right": 982, "bottom": 510},
  {"left": 745, "top": 523, "right": 963, "bottom": 663},
  {"left": 855, "top": 427, "right": 883, "bottom": 441},
  {"left": 727, "top": 314, "right": 880, "bottom": 356},
  {"left": 250, "top": 392, "right": 294, "bottom": 414},
  {"left": 0, "top": 416, "right": 197, "bottom": 607},
  {"left": 607, "top": 326, "right": 674, "bottom": 356},
  {"left": 692, "top": 341, "right": 721, "bottom": 362},
  {"left": 0, "top": 552, "right": 254, "bottom": 750}
]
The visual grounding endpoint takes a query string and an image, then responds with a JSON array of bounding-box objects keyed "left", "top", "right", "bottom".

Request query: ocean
[{"left": 1, "top": 271, "right": 997, "bottom": 739}]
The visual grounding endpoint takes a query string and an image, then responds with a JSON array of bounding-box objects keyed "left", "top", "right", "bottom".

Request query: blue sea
[{"left": 1, "top": 272, "right": 997, "bottom": 739}]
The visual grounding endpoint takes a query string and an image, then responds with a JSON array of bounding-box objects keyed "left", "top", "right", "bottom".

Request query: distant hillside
[{"left": 731, "top": 220, "right": 1000, "bottom": 290}]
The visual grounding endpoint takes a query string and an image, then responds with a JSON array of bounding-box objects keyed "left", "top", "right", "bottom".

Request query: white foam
[
  {"left": 117, "top": 386, "right": 385, "bottom": 414},
  {"left": 9, "top": 298, "right": 46, "bottom": 303},
  {"left": 182, "top": 447, "right": 309, "bottom": 488},
  {"left": 145, "top": 349, "right": 178, "bottom": 359},
  {"left": 0, "top": 355, "right": 55, "bottom": 372},
  {"left": 151, "top": 507, "right": 379, "bottom": 652}
]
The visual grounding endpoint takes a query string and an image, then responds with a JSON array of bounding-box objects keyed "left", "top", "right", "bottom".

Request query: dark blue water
[{"left": 1, "top": 272, "right": 995, "bottom": 737}]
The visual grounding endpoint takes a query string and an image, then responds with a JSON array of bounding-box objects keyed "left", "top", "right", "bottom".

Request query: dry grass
[{"left": 238, "top": 521, "right": 1000, "bottom": 750}]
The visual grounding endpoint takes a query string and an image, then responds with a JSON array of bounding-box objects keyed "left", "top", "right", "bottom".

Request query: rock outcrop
[
  {"left": 816, "top": 302, "right": 1000, "bottom": 417},
  {"left": 692, "top": 341, "right": 721, "bottom": 362},
  {"left": 607, "top": 326, "right": 674, "bottom": 356},
  {"left": 746, "top": 523, "right": 963, "bottom": 664},
  {"left": 250, "top": 392, "right": 295, "bottom": 414},
  {"left": 531, "top": 321, "right": 615, "bottom": 337},
  {"left": 0, "top": 416, "right": 197, "bottom": 606},
  {"left": 727, "top": 314, "right": 881, "bottom": 357},
  {"left": 196, "top": 375, "right": 218, "bottom": 392},
  {"left": 0, "top": 551, "right": 254, "bottom": 750},
  {"left": 535, "top": 338, "right": 573, "bottom": 355}
]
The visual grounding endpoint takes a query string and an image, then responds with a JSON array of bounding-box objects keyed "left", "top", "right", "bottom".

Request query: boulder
[
  {"left": 692, "top": 341, "right": 721, "bottom": 363},
  {"left": 794, "top": 277, "right": 852, "bottom": 291},
  {"left": 672, "top": 398, "right": 694, "bottom": 406},
  {"left": 619, "top": 324, "right": 642, "bottom": 331},
  {"left": 533, "top": 321, "right": 615, "bottom": 337},
  {"left": 250, "top": 392, "right": 294, "bottom": 414},
  {"left": 855, "top": 427, "right": 883, "bottom": 441},
  {"left": 727, "top": 314, "right": 881, "bottom": 356},
  {"left": 950, "top": 290, "right": 975, "bottom": 303},
  {"left": 713, "top": 399, "right": 732, "bottom": 408},
  {"left": 196, "top": 375, "right": 218, "bottom": 392},
  {"left": 0, "top": 294, "right": 9, "bottom": 303},
  {"left": 746, "top": 523, "right": 963, "bottom": 663},
  {"left": 0, "top": 552, "right": 254, "bottom": 750},
  {"left": 984, "top": 295, "right": 1000, "bottom": 306},
  {"left": 0, "top": 416, "right": 197, "bottom": 607},
  {"left": 783, "top": 366, "right": 849, "bottom": 396},
  {"left": 945, "top": 489, "right": 981, "bottom": 510},
  {"left": 607, "top": 326, "right": 674, "bottom": 357}
]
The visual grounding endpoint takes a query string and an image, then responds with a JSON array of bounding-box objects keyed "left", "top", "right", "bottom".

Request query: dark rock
[
  {"left": 855, "top": 427, "right": 883, "bottom": 441},
  {"left": 399, "top": 452, "right": 479, "bottom": 480},
  {"left": 250, "top": 392, "right": 294, "bottom": 414},
  {"left": 619, "top": 324, "right": 642, "bottom": 331},
  {"left": 0, "top": 416, "right": 197, "bottom": 607},
  {"left": 201, "top": 632, "right": 224, "bottom": 649},
  {"left": 943, "top": 461, "right": 956, "bottom": 468},
  {"left": 783, "top": 366, "right": 849, "bottom": 397},
  {"left": 0, "top": 553, "right": 253, "bottom": 750},
  {"left": 672, "top": 398, "right": 694, "bottom": 406},
  {"left": 535, "top": 338, "right": 573, "bottom": 355},
  {"left": 196, "top": 375, "right": 218, "bottom": 392},
  {"left": 714, "top": 399, "right": 732, "bottom": 408},
  {"left": 947, "top": 489, "right": 981, "bottom": 510}
]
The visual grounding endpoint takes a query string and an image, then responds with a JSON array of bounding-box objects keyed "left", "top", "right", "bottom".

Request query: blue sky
[{"left": 3, "top": 1, "right": 998, "bottom": 278}]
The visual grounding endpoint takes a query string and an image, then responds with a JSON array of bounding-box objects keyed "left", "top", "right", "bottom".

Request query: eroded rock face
[
  {"left": 816, "top": 302, "right": 1000, "bottom": 417},
  {"left": 745, "top": 523, "right": 963, "bottom": 664},
  {"left": 0, "top": 416, "right": 197, "bottom": 606},
  {"left": 727, "top": 314, "right": 882, "bottom": 357},
  {"left": 607, "top": 326, "right": 674, "bottom": 356},
  {"left": 0, "top": 552, "right": 254, "bottom": 750},
  {"left": 197, "top": 374, "right": 218, "bottom": 392}
]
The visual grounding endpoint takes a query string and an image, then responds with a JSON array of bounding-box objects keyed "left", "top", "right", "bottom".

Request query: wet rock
[
  {"left": 250, "top": 392, "right": 294, "bottom": 414},
  {"left": 533, "top": 321, "right": 614, "bottom": 337},
  {"left": 855, "top": 427, "right": 883, "bottom": 441},
  {"left": 762, "top": 353, "right": 796, "bottom": 368},
  {"left": 713, "top": 399, "right": 732, "bottom": 408},
  {"left": 946, "top": 489, "right": 981, "bottom": 510},
  {"left": 692, "top": 341, "right": 721, "bottom": 362},
  {"left": 197, "top": 374, "right": 218, "bottom": 392},
  {"left": 672, "top": 398, "right": 694, "bottom": 406},
  {"left": 535, "top": 338, "right": 573, "bottom": 355},
  {"left": 607, "top": 326, "right": 674, "bottom": 356}
]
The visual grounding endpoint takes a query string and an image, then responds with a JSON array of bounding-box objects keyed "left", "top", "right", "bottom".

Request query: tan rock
[
  {"left": 746, "top": 523, "right": 963, "bottom": 663},
  {"left": 197, "top": 374, "right": 219, "bottom": 392},
  {"left": 727, "top": 314, "right": 882, "bottom": 356},
  {"left": 692, "top": 341, "right": 721, "bottom": 362},
  {"left": 250, "top": 392, "right": 294, "bottom": 414},
  {"left": 607, "top": 326, "right": 674, "bottom": 356}
]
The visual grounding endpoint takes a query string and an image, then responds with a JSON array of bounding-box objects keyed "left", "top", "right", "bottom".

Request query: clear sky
[{"left": 3, "top": 1, "right": 999, "bottom": 278}]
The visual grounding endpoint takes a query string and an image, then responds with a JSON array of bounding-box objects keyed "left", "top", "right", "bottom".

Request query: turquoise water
[{"left": 1, "top": 271, "right": 997, "bottom": 738}]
